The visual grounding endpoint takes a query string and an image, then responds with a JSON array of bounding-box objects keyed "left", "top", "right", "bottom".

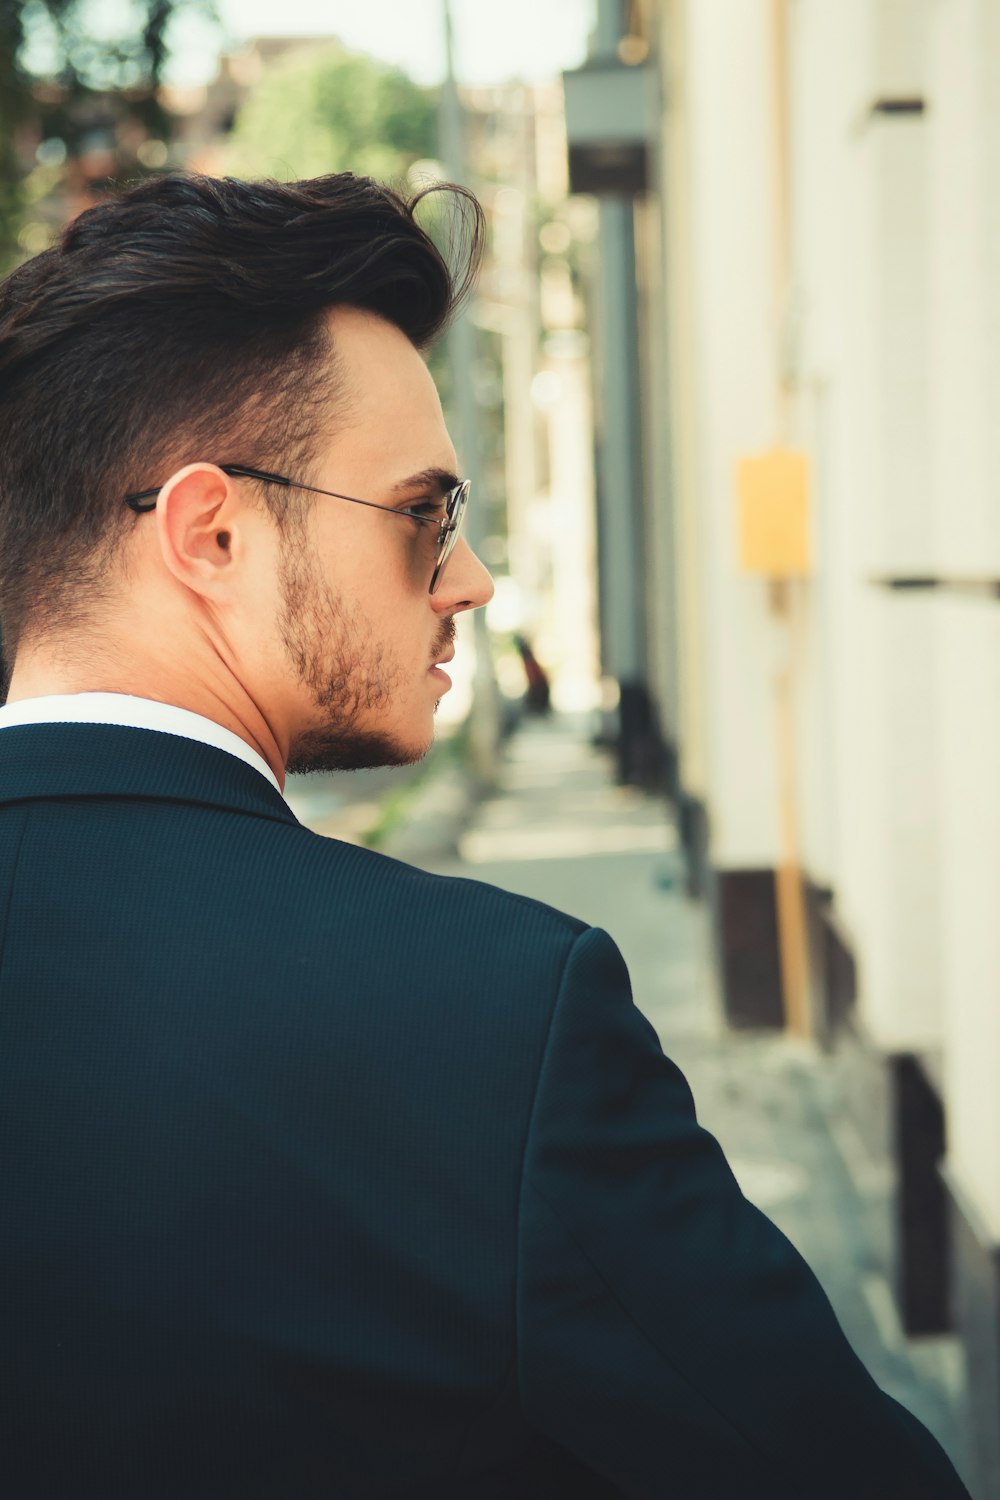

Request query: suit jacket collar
[{"left": 0, "top": 722, "right": 298, "bottom": 827}]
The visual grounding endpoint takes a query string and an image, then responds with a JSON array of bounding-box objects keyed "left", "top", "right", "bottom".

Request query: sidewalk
[{"left": 393, "top": 711, "right": 971, "bottom": 1487}]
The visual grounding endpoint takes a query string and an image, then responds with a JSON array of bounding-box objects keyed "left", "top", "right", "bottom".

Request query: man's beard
[{"left": 276, "top": 536, "right": 451, "bottom": 775}]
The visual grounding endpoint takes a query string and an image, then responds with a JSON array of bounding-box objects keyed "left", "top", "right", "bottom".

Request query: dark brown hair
[{"left": 0, "top": 172, "right": 483, "bottom": 659}]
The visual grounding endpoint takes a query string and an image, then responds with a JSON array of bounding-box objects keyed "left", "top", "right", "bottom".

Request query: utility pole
[{"left": 438, "top": 0, "right": 500, "bottom": 789}]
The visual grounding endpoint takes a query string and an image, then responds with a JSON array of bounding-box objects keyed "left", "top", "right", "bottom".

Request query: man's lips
[{"left": 429, "top": 649, "right": 454, "bottom": 687}]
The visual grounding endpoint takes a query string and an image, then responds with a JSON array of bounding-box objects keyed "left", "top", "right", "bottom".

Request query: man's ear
[{"left": 152, "top": 463, "right": 245, "bottom": 599}]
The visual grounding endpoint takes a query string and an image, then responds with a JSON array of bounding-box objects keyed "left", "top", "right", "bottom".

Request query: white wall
[
  {"left": 927, "top": 0, "right": 1000, "bottom": 1239},
  {"left": 936, "top": 600, "right": 1000, "bottom": 1239},
  {"left": 677, "top": 0, "right": 783, "bottom": 868},
  {"left": 788, "top": 0, "right": 945, "bottom": 1049},
  {"left": 656, "top": 0, "right": 710, "bottom": 803},
  {"left": 653, "top": 0, "right": 1000, "bottom": 1244}
]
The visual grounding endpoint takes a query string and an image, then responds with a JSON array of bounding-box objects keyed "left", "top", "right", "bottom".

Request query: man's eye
[{"left": 410, "top": 499, "right": 446, "bottom": 519}]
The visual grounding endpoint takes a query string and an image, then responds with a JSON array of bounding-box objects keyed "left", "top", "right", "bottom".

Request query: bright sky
[{"left": 184, "top": 0, "right": 595, "bottom": 86}]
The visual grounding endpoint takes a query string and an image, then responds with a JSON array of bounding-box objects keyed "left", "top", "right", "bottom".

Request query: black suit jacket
[{"left": 0, "top": 724, "right": 970, "bottom": 1497}]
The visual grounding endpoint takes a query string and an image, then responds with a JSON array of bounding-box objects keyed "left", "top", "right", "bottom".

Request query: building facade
[{"left": 566, "top": 1, "right": 1000, "bottom": 1492}]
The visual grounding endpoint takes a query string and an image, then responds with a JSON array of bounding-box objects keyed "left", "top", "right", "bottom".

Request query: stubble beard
[{"left": 277, "top": 538, "right": 437, "bottom": 775}]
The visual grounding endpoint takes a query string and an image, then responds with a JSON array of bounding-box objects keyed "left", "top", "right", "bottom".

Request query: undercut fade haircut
[{"left": 0, "top": 172, "right": 484, "bottom": 666}]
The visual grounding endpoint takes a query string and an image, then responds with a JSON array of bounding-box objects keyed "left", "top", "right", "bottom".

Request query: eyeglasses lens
[{"left": 429, "top": 483, "right": 469, "bottom": 595}]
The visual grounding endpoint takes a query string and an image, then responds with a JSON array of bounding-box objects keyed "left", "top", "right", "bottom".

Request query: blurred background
[{"left": 2, "top": 0, "right": 999, "bottom": 1492}]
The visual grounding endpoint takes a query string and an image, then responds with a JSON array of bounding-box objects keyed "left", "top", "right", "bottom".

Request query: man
[{"left": 0, "top": 173, "right": 969, "bottom": 1498}]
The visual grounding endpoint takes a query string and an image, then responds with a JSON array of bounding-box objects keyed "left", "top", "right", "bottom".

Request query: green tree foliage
[
  {"left": 224, "top": 44, "right": 438, "bottom": 187},
  {"left": 0, "top": 0, "right": 217, "bottom": 269}
]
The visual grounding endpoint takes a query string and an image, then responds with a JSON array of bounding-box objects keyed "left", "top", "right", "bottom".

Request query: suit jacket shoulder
[{"left": 0, "top": 723, "right": 971, "bottom": 1498}]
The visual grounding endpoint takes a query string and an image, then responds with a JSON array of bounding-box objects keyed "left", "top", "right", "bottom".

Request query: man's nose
[{"left": 438, "top": 536, "right": 494, "bottom": 611}]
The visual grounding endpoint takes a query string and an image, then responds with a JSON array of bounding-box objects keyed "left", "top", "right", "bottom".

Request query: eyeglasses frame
[{"left": 123, "top": 463, "right": 471, "bottom": 596}]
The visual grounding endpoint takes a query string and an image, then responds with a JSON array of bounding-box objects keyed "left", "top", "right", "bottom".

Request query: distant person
[
  {"left": 514, "top": 631, "right": 551, "bottom": 714},
  {"left": 0, "top": 173, "right": 970, "bottom": 1497}
]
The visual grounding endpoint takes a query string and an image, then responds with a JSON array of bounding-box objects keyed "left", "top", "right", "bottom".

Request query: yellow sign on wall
[{"left": 737, "top": 447, "right": 811, "bottom": 577}]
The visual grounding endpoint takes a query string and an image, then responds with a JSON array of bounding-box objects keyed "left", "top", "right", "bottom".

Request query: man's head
[{"left": 0, "top": 172, "right": 494, "bottom": 778}]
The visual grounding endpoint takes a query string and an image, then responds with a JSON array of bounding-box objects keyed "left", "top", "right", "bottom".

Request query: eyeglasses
[{"left": 124, "top": 463, "right": 471, "bottom": 595}]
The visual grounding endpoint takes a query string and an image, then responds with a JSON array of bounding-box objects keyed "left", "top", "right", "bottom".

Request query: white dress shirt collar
[{"left": 0, "top": 692, "right": 283, "bottom": 795}]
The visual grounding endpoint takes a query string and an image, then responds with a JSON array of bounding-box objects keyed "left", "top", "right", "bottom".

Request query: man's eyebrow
[{"left": 391, "top": 467, "right": 460, "bottom": 497}]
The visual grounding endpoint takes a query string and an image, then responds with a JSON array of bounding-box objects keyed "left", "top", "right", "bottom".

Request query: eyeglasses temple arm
[{"left": 124, "top": 464, "right": 292, "bottom": 513}]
